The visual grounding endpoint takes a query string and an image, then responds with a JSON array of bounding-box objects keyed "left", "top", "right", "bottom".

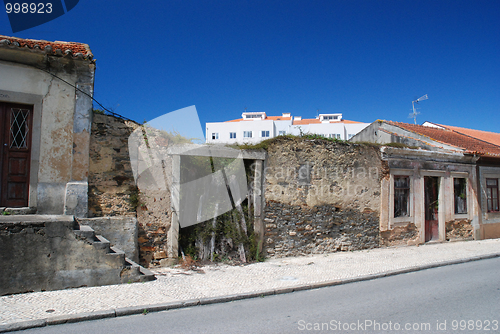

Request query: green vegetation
[
  {"left": 142, "top": 124, "right": 199, "bottom": 145},
  {"left": 234, "top": 133, "right": 347, "bottom": 151},
  {"left": 177, "top": 156, "right": 264, "bottom": 264},
  {"left": 128, "top": 186, "right": 140, "bottom": 211},
  {"left": 178, "top": 200, "right": 263, "bottom": 263}
]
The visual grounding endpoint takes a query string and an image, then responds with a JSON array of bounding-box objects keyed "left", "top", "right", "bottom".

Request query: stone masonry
[
  {"left": 88, "top": 113, "right": 139, "bottom": 217},
  {"left": 263, "top": 137, "right": 385, "bottom": 257}
]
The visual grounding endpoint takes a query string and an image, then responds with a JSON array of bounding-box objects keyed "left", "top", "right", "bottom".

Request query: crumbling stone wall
[
  {"left": 136, "top": 189, "right": 172, "bottom": 267},
  {"left": 446, "top": 219, "right": 473, "bottom": 241},
  {"left": 89, "top": 114, "right": 173, "bottom": 268},
  {"left": 265, "top": 201, "right": 379, "bottom": 257},
  {"left": 88, "top": 113, "right": 139, "bottom": 217},
  {"left": 263, "top": 137, "right": 384, "bottom": 257},
  {"left": 380, "top": 223, "right": 419, "bottom": 247}
]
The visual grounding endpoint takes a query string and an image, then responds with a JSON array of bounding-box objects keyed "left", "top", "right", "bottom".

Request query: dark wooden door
[
  {"left": 0, "top": 102, "right": 33, "bottom": 207},
  {"left": 424, "top": 176, "right": 439, "bottom": 242}
]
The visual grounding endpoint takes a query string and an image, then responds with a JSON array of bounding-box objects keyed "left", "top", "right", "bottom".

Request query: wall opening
[{"left": 424, "top": 176, "right": 439, "bottom": 242}]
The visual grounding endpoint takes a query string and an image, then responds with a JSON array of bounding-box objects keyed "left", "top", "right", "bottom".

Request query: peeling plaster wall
[
  {"left": 265, "top": 138, "right": 384, "bottom": 210},
  {"left": 0, "top": 54, "right": 94, "bottom": 215}
]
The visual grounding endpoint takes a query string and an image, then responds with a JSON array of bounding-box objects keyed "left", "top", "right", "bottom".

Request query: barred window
[
  {"left": 454, "top": 178, "right": 467, "bottom": 214},
  {"left": 394, "top": 176, "right": 410, "bottom": 217}
]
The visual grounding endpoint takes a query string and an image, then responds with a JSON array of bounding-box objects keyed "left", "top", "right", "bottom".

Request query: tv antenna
[{"left": 409, "top": 94, "right": 428, "bottom": 124}]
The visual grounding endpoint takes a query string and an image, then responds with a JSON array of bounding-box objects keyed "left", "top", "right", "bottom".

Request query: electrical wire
[{"left": 35, "top": 65, "right": 138, "bottom": 124}]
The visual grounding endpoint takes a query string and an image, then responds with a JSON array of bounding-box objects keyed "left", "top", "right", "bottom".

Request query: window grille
[
  {"left": 394, "top": 176, "right": 410, "bottom": 217},
  {"left": 10, "top": 108, "right": 30, "bottom": 149}
]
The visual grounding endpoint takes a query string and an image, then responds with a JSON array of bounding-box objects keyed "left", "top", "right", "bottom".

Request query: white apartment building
[{"left": 206, "top": 111, "right": 369, "bottom": 144}]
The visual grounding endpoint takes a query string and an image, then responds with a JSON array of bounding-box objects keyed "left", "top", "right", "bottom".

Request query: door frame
[
  {"left": 420, "top": 170, "right": 446, "bottom": 242},
  {"left": 0, "top": 102, "right": 34, "bottom": 207},
  {"left": 0, "top": 89, "right": 43, "bottom": 208},
  {"left": 424, "top": 176, "right": 439, "bottom": 242}
]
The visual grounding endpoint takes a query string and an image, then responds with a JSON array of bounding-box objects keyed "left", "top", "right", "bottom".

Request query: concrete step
[
  {"left": 92, "top": 235, "right": 111, "bottom": 252},
  {"left": 73, "top": 225, "right": 95, "bottom": 240},
  {"left": 125, "top": 257, "right": 156, "bottom": 282},
  {"left": 107, "top": 246, "right": 156, "bottom": 283},
  {"left": 0, "top": 207, "right": 36, "bottom": 215}
]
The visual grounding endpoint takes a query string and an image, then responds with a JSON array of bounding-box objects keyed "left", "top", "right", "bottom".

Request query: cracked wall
[{"left": 0, "top": 53, "right": 95, "bottom": 215}]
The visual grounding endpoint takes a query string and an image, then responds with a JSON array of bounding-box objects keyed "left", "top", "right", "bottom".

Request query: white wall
[
  {"left": 206, "top": 117, "right": 369, "bottom": 143},
  {"left": 206, "top": 119, "right": 291, "bottom": 144}
]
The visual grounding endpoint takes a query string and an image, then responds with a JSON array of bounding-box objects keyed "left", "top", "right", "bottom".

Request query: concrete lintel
[
  {"left": 381, "top": 146, "right": 479, "bottom": 164},
  {"left": 167, "top": 144, "right": 266, "bottom": 160}
]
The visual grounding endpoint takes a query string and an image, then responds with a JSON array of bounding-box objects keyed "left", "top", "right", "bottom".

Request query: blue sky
[{"left": 1, "top": 0, "right": 499, "bottom": 134}]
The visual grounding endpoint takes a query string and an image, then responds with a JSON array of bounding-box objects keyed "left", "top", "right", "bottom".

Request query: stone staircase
[
  {"left": 72, "top": 223, "right": 155, "bottom": 283},
  {"left": 0, "top": 209, "right": 154, "bottom": 295}
]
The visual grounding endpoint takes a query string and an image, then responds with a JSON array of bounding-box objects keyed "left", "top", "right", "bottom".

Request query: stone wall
[
  {"left": 264, "top": 201, "right": 379, "bottom": 257},
  {"left": 263, "top": 137, "right": 385, "bottom": 257},
  {"left": 88, "top": 113, "right": 139, "bottom": 217},
  {"left": 446, "top": 219, "right": 473, "bottom": 241},
  {"left": 380, "top": 223, "right": 419, "bottom": 247},
  {"left": 88, "top": 115, "right": 174, "bottom": 268}
]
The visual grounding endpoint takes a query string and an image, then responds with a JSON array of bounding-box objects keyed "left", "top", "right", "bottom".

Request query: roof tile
[
  {"left": 387, "top": 121, "right": 500, "bottom": 157},
  {"left": 0, "top": 35, "right": 93, "bottom": 60}
]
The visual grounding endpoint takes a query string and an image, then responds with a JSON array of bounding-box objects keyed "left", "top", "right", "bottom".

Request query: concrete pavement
[{"left": 1, "top": 238, "right": 500, "bottom": 332}]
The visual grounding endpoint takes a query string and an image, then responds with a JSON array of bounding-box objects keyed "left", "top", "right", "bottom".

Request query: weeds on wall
[
  {"left": 234, "top": 133, "right": 346, "bottom": 151},
  {"left": 178, "top": 156, "right": 264, "bottom": 264},
  {"left": 178, "top": 201, "right": 261, "bottom": 263}
]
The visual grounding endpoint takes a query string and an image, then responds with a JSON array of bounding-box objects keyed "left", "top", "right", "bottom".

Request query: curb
[{"left": 1, "top": 252, "right": 500, "bottom": 333}]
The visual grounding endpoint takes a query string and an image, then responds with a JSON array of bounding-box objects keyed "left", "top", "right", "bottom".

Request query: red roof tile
[
  {"left": 225, "top": 116, "right": 292, "bottom": 122},
  {"left": 225, "top": 116, "right": 364, "bottom": 125},
  {"left": 387, "top": 121, "right": 500, "bottom": 157},
  {"left": 435, "top": 123, "right": 500, "bottom": 147},
  {"left": 0, "top": 35, "right": 93, "bottom": 60},
  {"left": 293, "top": 118, "right": 363, "bottom": 125}
]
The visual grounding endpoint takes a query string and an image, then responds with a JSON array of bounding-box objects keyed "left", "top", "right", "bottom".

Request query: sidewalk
[{"left": 1, "top": 239, "right": 500, "bottom": 332}]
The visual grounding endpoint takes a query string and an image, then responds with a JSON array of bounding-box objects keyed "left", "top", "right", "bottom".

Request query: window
[
  {"left": 323, "top": 115, "right": 338, "bottom": 120},
  {"left": 243, "top": 131, "right": 252, "bottom": 138},
  {"left": 211, "top": 133, "right": 218, "bottom": 140},
  {"left": 278, "top": 131, "right": 286, "bottom": 136},
  {"left": 10, "top": 108, "right": 30, "bottom": 149},
  {"left": 229, "top": 132, "right": 236, "bottom": 139},
  {"left": 486, "top": 178, "right": 499, "bottom": 212},
  {"left": 261, "top": 130, "right": 270, "bottom": 138},
  {"left": 329, "top": 134, "right": 341, "bottom": 139},
  {"left": 348, "top": 134, "right": 355, "bottom": 139},
  {"left": 454, "top": 178, "right": 467, "bottom": 214},
  {"left": 394, "top": 176, "right": 410, "bottom": 217}
]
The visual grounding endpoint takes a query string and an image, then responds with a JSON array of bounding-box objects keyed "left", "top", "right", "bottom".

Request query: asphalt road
[{"left": 19, "top": 257, "right": 500, "bottom": 334}]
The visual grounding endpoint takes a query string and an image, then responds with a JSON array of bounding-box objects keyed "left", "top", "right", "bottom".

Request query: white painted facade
[{"left": 206, "top": 112, "right": 369, "bottom": 144}]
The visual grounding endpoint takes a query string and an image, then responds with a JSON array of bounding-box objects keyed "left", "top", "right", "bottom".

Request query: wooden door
[
  {"left": 424, "top": 176, "right": 439, "bottom": 242},
  {"left": 0, "top": 102, "right": 33, "bottom": 207}
]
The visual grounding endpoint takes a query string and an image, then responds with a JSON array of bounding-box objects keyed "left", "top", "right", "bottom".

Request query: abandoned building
[
  {"left": 0, "top": 35, "right": 153, "bottom": 296},
  {"left": 351, "top": 120, "right": 500, "bottom": 243},
  {"left": 1, "top": 35, "right": 499, "bottom": 295}
]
